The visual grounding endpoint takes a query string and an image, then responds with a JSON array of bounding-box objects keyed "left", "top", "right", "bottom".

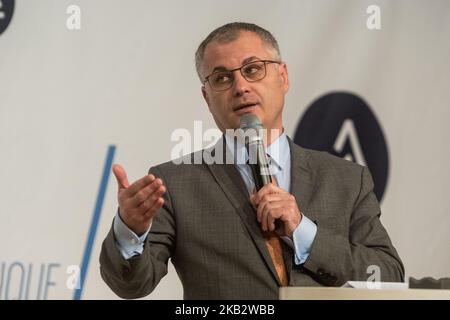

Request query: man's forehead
[
  {"left": 209, "top": 56, "right": 263, "bottom": 72},
  {"left": 202, "top": 35, "right": 270, "bottom": 73}
]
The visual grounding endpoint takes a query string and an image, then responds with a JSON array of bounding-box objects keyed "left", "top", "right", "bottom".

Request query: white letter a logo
[{"left": 334, "top": 119, "right": 367, "bottom": 166}]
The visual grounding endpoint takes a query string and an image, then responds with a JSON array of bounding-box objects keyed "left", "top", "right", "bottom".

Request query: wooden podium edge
[{"left": 279, "top": 286, "right": 450, "bottom": 300}]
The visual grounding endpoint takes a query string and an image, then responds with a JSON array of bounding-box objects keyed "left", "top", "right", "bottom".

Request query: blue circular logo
[
  {"left": 0, "top": 0, "right": 14, "bottom": 35},
  {"left": 294, "top": 92, "right": 389, "bottom": 201}
]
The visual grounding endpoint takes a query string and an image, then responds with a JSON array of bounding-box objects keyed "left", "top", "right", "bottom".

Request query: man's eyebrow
[
  {"left": 242, "top": 56, "right": 260, "bottom": 65},
  {"left": 211, "top": 66, "right": 228, "bottom": 73},
  {"left": 210, "top": 56, "right": 261, "bottom": 73}
]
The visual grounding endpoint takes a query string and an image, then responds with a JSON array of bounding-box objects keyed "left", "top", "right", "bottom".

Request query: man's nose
[{"left": 232, "top": 71, "right": 250, "bottom": 97}]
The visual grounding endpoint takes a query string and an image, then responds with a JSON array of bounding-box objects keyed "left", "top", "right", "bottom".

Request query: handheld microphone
[{"left": 239, "top": 113, "right": 272, "bottom": 191}]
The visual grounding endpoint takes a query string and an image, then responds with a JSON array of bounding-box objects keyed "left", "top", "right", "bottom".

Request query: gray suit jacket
[{"left": 100, "top": 137, "right": 404, "bottom": 299}]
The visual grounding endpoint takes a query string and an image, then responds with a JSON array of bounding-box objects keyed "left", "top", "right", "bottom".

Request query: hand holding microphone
[{"left": 240, "top": 114, "right": 302, "bottom": 238}]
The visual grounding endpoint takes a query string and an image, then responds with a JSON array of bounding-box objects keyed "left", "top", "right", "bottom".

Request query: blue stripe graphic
[{"left": 73, "top": 145, "right": 116, "bottom": 300}]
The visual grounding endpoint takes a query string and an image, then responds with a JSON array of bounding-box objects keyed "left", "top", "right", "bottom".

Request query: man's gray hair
[{"left": 195, "top": 22, "right": 281, "bottom": 81}]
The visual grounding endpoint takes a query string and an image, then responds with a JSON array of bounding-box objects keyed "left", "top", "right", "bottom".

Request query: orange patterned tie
[
  {"left": 264, "top": 230, "right": 289, "bottom": 286},
  {"left": 249, "top": 160, "right": 289, "bottom": 286}
]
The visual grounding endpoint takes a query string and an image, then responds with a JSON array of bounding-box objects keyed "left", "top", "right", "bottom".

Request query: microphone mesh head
[{"left": 239, "top": 113, "right": 263, "bottom": 131}]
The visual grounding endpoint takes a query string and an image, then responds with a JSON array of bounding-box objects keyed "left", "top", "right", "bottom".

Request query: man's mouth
[{"left": 233, "top": 103, "right": 258, "bottom": 113}]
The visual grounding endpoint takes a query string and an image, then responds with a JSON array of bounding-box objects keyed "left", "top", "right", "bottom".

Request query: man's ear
[{"left": 279, "top": 63, "right": 290, "bottom": 93}]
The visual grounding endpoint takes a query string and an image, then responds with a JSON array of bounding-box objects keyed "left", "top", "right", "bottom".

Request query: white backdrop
[{"left": 0, "top": 0, "right": 449, "bottom": 299}]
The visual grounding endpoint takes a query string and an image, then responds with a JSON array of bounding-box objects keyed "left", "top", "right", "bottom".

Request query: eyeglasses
[{"left": 203, "top": 60, "right": 281, "bottom": 92}]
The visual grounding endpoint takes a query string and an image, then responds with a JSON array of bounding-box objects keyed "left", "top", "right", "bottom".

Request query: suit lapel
[
  {"left": 277, "top": 138, "right": 316, "bottom": 277},
  {"left": 288, "top": 138, "right": 317, "bottom": 222},
  {"left": 205, "top": 137, "right": 282, "bottom": 285}
]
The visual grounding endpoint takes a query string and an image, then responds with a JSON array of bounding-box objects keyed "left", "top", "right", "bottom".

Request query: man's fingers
[
  {"left": 112, "top": 164, "right": 130, "bottom": 189},
  {"left": 259, "top": 201, "right": 283, "bottom": 232},
  {"left": 249, "top": 193, "right": 257, "bottom": 209},
  {"left": 257, "top": 194, "right": 282, "bottom": 219},
  {"left": 126, "top": 174, "right": 157, "bottom": 197},
  {"left": 144, "top": 197, "right": 165, "bottom": 219},
  {"left": 261, "top": 206, "right": 268, "bottom": 231},
  {"left": 267, "top": 214, "right": 276, "bottom": 232},
  {"left": 128, "top": 179, "right": 164, "bottom": 208},
  {"left": 252, "top": 183, "right": 283, "bottom": 206},
  {"left": 260, "top": 204, "right": 280, "bottom": 231},
  {"left": 135, "top": 185, "right": 166, "bottom": 213}
]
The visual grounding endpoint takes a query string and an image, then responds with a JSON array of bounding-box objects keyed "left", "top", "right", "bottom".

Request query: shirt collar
[
  {"left": 266, "top": 131, "right": 289, "bottom": 170},
  {"left": 224, "top": 129, "right": 289, "bottom": 170}
]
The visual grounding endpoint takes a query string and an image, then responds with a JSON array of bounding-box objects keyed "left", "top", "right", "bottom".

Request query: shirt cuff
[
  {"left": 113, "top": 211, "right": 151, "bottom": 260},
  {"left": 292, "top": 214, "right": 317, "bottom": 265}
]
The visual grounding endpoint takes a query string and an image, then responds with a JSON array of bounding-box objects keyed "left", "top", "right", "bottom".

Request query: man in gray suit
[{"left": 100, "top": 22, "right": 404, "bottom": 299}]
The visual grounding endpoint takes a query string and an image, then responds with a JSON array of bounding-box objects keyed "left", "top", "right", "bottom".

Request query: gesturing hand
[
  {"left": 112, "top": 164, "right": 166, "bottom": 236},
  {"left": 250, "top": 182, "right": 302, "bottom": 238}
]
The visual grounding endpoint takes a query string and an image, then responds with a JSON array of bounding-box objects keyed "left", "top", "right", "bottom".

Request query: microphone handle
[
  {"left": 248, "top": 140, "right": 282, "bottom": 233},
  {"left": 254, "top": 140, "right": 273, "bottom": 191},
  {"left": 257, "top": 146, "right": 272, "bottom": 185}
]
